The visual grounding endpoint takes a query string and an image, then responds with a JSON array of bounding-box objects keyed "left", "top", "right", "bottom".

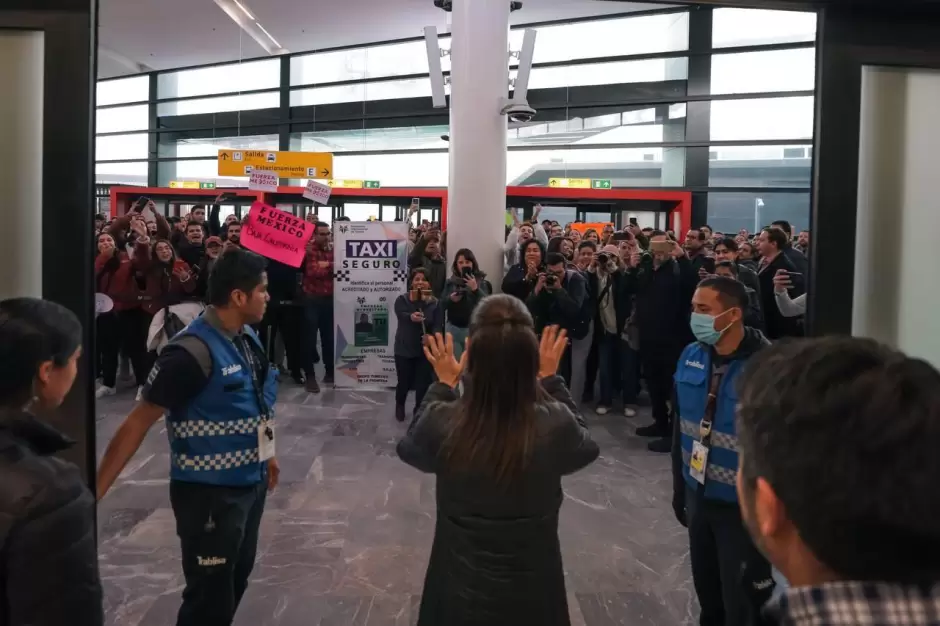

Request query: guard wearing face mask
[{"left": 672, "top": 276, "right": 776, "bottom": 626}]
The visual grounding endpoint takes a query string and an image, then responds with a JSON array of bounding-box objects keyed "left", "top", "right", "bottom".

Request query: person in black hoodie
[
  {"left": 442, "top": 248, "right": 491, "bottom": 362},
  {"left": 0, "top": 298, "right": 103, "bottom": 626},
  {"left": 258, "top": 258, "right": 306, "bottom": 384},
  {"left": 393, "top": 268, "right": 444, "bottom": 422},
  {"left": 501, "top": 239, "right": 546, "bottom": 303},
  {"left": 625, "top": 231, "right": 698, "bottom": 452}
]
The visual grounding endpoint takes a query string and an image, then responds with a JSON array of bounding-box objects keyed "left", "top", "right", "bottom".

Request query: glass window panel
[
  {"left": 157, "top": 92, "right": 279, "bottom": 117},
  {"left": 708, "top": 144, "right": 812, "bottom": 187},
  {"left": 509, "top": 106, "right": 686, "bottom": 147},
  {"left": 512, "top": 12, "right": 690, "bottom": 63},
  {"left": 520, "top": 57, "right": 687, "bottom": 90},
  {"left": 158, "top": 159, "right": 244, "bottom": 187},
  {"left": 96, "top": 133, "right": 149, "bottom": 161},
  {"left": 507, "top": 147, "right": 685, "bottom": 187},
  {"left": 344, "top": 203, "right": 380, "bottom": 221},
  {"left": 711, "top": 48, "right": 815, "bottom": 95},
  {"left": 96, "top": 161, "right": 148, "bottom": 185},
  {"left": 291, "top": 40, "right": 432, "bottom": 85},
  {"left": 712, "top": 8, "right": 817, "bottom": 48},
  {"left": 157, "top": 59, "right": 280, "bottom": 98},
  {"left": 97, "top": 75, "right": 150, "bottom": 106},
  {"left": 96, "top": 104, "right": 149, "bottom": 134},
  {"left": 707, "top": 191, "right": 810, "bottom": 235},
  {"left": 584, "top": 211, "right": 612, "bottom": 223},
  {"left": 535, "top": 206, "right": 577, "bottom": 226},
  {"left": 290, "top": 126, "right": 449, "bottom": 153},
  {"left": 710, "top": 96, "right": 814, "bottom": 141},
  {"left": 290, "top": 77, "right": 432, "bottom": 106},
  {"left": 159, "top": 133, "right": 279, "bottom": 158}
]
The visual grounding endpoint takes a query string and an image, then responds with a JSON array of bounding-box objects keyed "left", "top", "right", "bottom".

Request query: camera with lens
[
  {"left": 597, "top": 252, "right": 611, "bottom": 264},
  {"left": 545, "top": 274, "right": 559, "bottom": 288}
]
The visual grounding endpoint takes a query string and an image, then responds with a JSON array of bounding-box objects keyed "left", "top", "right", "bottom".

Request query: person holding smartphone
[
  {"left": 442, "top": 249, "right": 491, "bottom": 362},
  {"left": 756, "top": 227, "right": 805, "bottom": 339},
  {"left": 393, "top": 268, "right": 443, "bottom": 422},
  {"left": 772, "top": 268, "right": 806, "bottom": 317}
]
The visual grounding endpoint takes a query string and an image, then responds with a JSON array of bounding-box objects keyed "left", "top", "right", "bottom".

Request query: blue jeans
[
  {"left": 598, "top": 332, "right": 639, "bottom": 406},
  {"left": 304, "top": 295, "right": 334, "bottom": 377}
]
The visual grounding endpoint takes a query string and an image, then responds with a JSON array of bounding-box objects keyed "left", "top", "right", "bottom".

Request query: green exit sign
[
  {"left": 200, "top": 182, "right": 216, "bottom": 189},
  {"left": 592, "top": 179, "right": 612, "bottom": 189},
  {"left": 364, "top": 180, "right": 381, "bottom": 189}
]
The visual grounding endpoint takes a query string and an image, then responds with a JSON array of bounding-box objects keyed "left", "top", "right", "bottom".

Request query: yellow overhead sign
[
  {"left": 217, "top": 150, "right": 333, "bottom": 179},
  {"left": 328, "top": 179, "right": 364, "bottom": 189},
  {"left": 169, "top": 181, "right": 216, "bottom": 189},
  {"left": 548, "top": 177, "right": 591, "bottom": 189}
]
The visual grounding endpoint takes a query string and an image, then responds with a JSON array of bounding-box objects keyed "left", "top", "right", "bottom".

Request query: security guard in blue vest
[
  {"left": 98, "top": 249, "right": 280, "bottom": 626},
  {"left": 671, "top": 276, "right": 774, "bottom": 626}
]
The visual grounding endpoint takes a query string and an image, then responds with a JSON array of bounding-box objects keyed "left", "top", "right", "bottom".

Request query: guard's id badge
[
  {"left": 258, "top": 423, "right": 276, "bottom": 461},
  {"left": 689, "top": 441, "right": 709, "bottom": 485}
]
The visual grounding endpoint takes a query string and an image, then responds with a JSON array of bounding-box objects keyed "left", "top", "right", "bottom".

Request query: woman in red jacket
[
  {"left": 137, "top": 239, "right": 197, "bottom": 376},
  {"left": 94, "top": 230, "right": 150, "bottom": 399}
]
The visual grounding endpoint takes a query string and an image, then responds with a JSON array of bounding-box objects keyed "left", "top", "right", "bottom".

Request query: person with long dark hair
[
  {"left": 441, "top": 248, "right": 491, "bottom": 362},
  {"left": 393, "top": 267, "right": 444, "bottom": 422},
  {"left": 397, "top": 296, "right": 599, "bottom": 626},
  {"left": 501, "top": 238, "right": 545, "bottom": 302},
  {"left": 0, "top": 298, "right": 103, "bottom": 626}
]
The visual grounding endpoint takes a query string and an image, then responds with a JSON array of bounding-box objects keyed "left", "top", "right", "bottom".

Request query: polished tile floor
[{"left": 96, "top": 379, "right": 696, "bottom": 626}]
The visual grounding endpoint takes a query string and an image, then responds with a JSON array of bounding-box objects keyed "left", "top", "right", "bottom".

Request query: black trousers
[
  {"left": 96, "top": 312, "right": 121, "bottom": 388},
  {"left": 104, "top": 308, "right": 152, "bottom": 387},
  {"left": 395, "top": 355, "right": 433, "bottom": 413},
  {"left": 640, "top": 342, "right": 682, "bottom": 428},
  {"left": 258, "top": 302, "right": 306, "bottom": 375},
  {"left": 304, "top": 295, "right": 334, "bottom": 377},
  {"left": 687, "top": 489, "right": 775, "bottom": 626},
  {"left": 170, "top": 480, "right": 267, "bottom": 626}
]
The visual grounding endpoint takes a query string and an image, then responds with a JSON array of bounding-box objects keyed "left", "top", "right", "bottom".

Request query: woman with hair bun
[{"left": 0, "top": 297, "right": 102, "bottom": 626}]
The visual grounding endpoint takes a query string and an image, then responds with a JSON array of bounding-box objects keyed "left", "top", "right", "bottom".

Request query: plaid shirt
[
  {"left": 764, "top": 582, "right": 940, "bottom": 625},
  {"left": 302, "top": 245, "right": 334, "bottom": 297}
]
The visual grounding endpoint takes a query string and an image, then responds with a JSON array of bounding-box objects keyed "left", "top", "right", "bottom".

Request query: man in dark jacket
[
  {"left": 626, "top": 232, "right": 698, "bottom": 452},
  {"left": 714, "top": 237, "right": 761, "bottom": 297},
  {"left": 259, "top": 258, "right": 306, "bottom": 384},
  {"left": 757, "top": 227, "right": 805, "bottom": 339},
  {"left": 671, "top": 277, "right": 774, "bottom": 626},
  {"left": 771, "top": 220, "right": 809, "bottom": 275},
  {"left": 527, "top": 253, "right": 587, "bottom": 385}
]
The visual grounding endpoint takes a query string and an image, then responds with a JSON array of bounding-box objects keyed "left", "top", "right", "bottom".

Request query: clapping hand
[
  {"left": 538, "top": 325, "right": 569, "bottom": 379},
  {"left": 423, "top": 332, "right": 467, "bottom": 389}
]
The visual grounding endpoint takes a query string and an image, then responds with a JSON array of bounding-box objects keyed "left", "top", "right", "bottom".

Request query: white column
[
  {"left": 853, "top": 66, "right": 940, "bottom": 367},
  {"left": 0, "top": 32, "right": 44, "bottom": 299},
  {"left": 447, "top": 0, "right": 510, "bottom": 285}
]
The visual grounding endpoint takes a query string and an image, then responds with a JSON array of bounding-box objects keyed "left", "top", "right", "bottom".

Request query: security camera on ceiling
[
  {"left": 434, "top": 1, "right": 524, "bottom": 12},
  {"left": 501, "top": 29, "right": 538, "bottom": 124}
]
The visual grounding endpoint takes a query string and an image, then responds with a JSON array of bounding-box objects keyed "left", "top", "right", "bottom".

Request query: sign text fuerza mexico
[
  {"left": 343, "top": 240, "right": 401, "bottom": 270},
  {"left": 217, "top": 149, "right": 333, "bottom": 178}
]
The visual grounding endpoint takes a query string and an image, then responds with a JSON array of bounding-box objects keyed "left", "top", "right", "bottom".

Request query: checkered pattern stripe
[
  {"left": 681, "top": 449, "right": 737, "bottom": 486},
  {"left": 767, "top": 581, "right": 940, "bottom": 625},
  {"left": 393, "top": 268, "right": 408, "bottom": 282},
  {"left": 170, "top": 417, "right": 261, "bottom": 439},
  {"left": 334, "top": 269, "right": 352, "bottom": 283},
  {"left": 679, "top": 418, "right": 739, "bottom": 452},
  {"left": 173, "top": 448, "right": 260, "bottom": 472}
]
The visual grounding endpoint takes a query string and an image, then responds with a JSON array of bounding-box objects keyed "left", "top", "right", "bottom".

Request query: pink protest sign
[{"left": 241, "top": 201, "right": 314, "bottom": 267}]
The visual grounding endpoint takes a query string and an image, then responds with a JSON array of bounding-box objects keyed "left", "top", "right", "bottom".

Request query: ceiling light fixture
[
  {"left": 212, "top": 0, "right": 288, "bottom": 55},
  {"left": 231, "top": 0, "right": 255, "bottom": 20}
]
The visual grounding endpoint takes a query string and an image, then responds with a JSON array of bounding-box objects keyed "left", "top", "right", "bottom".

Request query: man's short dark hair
[
  {"left": 334, "top": 216, "right": 350, "bottom": 222},
  {"left": 716, "top": 237, "right": 739, "bottom": 252},
  {"left": 762, "top": 227, "right": 789, "bottom": 250},
  {"left": 577, "top": 241, "right": 597, "bottom": 252},
  {"left": 697, "top": 275, "right": 748, "bottom": 310},
  {"left": 715, "top": 260, "right": 739, "bottom": 277},
  {"left": 736, "top": 337, "right": 940, "bottom": 582},
  {"left": 314, "top": 221, "right": 330, "bottom": 230},
  {"left": 641, "top": 227, "right": 653, "bottom": 233},
  {"left": 545, "top": 252, "right": 566, "bottom": 267},
  {"left": 206, "top": 248, "right": 267, "bottom": 307},
  {"left": 770, "top": 220, "right": 792, "bottom": 237},
  {"left": 689, "top": 229, "right": 706, "bottom": 241},
  {"left": 95, "top": 213, "right": 107, "bottom": 222},
  {"left": 186, "top": 222, "right": 203, "bottom": 231},
  {"left": 702, "top": 224, "right": 713, "bottom": 232},
  {"left": 649, "top": 229, "right": 666, "bottom": 238}
]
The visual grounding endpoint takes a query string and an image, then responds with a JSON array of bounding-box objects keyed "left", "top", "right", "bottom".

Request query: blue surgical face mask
[{"left": 690, "top": 310, "right": 735, "bottom": 345}]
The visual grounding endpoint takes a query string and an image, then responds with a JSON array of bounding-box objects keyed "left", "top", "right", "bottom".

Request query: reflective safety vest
[
  {"left": 166, "top": 315, "right": 278, "bottom": 486},
  {"left": 674, "top": 342, "right": 744, "bottom": 503}
]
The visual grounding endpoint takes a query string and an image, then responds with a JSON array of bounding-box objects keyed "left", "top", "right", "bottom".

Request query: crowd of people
[{"left": 2, "top": 196, "right": 926, "bottom": 626}]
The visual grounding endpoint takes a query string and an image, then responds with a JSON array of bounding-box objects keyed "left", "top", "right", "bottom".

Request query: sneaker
[
  {"left": 595, "top": 406, "right": 609, "bottom": 415},
  {"left": 95, "top": 385, "right": 116, "bottom": 399},
  {"left": 306, "top": 377, "right": 321, "bottom": 394},
  {"left": 291, "top": 371, "right": 307, "bottom": 385},
  {"left": 135, "top": 386, "right": 144, "bottom": 402},
  {"left": 647, "top": 437, "right": 671, "bottom": 454},
  {"left": 636, "top": 423, "right": 670, "bottom": 438},
  {"left": 623, "top": 405, "right": 637, "bottom": 418}
]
